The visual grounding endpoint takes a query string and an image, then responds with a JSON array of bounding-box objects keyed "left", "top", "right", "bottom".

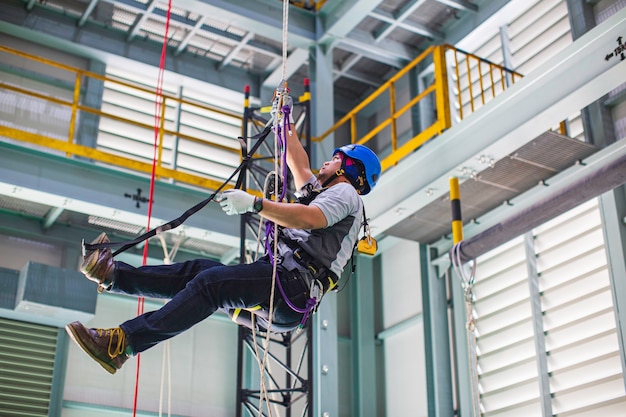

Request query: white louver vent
[
  {"left": 472, "top": 236, "right": 541, "bottom": 416},
  {"left": 0, "top": 318, "right": 58, "bottom": 417},
  {"left": 508, "top": 0, "right": 584, "bottom": 140},
  {"left": 472, "top": 199, "right": 626, "bottom": 416},
  {"left": 535, "top": 200, "right": 626, "bottom": 415},
  {"left": 97, "top": 67, "right": 243, "bottom": 184}
]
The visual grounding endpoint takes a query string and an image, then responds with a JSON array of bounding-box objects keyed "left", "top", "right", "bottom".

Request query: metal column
[
  {"left": 309, "top": 38, "right": 339, "bottom": 417},
  {"left": 351, "top": 254, "right": 379, "bottom": 416},
  {"left": 421, "top": 244, "right": 455, "bottom": 417}
]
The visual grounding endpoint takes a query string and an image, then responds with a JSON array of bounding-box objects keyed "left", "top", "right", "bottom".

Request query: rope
[
  {"left": 254, "top": 3, "right": 290, "bottom": 414},
  {"left": 157, "top": 236, "right": 176, "bottom": 417},
  {"left": 253, "top": 101, "right": 287, "bottom": 417},
  {"left": 281, "top": 0, "right": 289, "bottom": 82},
  {"left": 132, "top": 1, "right": 172, "bottom": 416},
  {"left": 451, "top": 242, "right": 480, "bottom": 416},
  {"left": 158, "top": 340, "right": 172, "bottom": 417}
]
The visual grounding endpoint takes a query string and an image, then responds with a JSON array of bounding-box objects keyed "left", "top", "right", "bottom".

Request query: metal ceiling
[{"left": 7, "top": 0, "right": 480, "bottom": 107}]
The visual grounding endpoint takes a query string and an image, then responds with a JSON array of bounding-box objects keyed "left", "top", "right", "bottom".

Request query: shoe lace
[{"left": 97, "top": 328, "right": 127, "bottom": 359}]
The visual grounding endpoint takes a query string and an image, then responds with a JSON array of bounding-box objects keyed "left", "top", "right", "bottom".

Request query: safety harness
[{"left": 267, "top": 183, "right": 375, "bottom": 328}]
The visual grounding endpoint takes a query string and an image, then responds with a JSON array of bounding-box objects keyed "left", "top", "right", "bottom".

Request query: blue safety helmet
[{"left": 333, "top": 144, "right": 381, "bottom": 195}]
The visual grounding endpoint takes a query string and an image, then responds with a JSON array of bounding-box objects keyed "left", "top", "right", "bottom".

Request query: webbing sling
[{"left": 84, "top": 125, "right": 273, "bottom": 257}]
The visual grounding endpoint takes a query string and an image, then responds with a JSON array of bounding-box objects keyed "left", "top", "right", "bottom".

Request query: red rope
[{"left": 132, "top": 1, "right": 172, "bottom": 415}]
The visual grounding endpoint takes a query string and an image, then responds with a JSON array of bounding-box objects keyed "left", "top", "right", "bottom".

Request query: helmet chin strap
[{"left": 321, "top": 168, "right": 346, "bottom": 189}]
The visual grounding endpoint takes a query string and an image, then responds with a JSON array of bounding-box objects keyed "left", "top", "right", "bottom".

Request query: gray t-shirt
[{"left": 278, "top": 175, "right": 363, "bottom": 278}]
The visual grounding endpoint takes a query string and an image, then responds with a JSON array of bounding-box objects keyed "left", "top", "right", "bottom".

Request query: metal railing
[
  {"left": 0, "top": 45, "right": 244, "bottom": 191},
  {"left": 314, "top": 44, "right": 524, "bottom": 171},
  {"left": 0, "top": 43, "right": 526, "bottom": 189}
]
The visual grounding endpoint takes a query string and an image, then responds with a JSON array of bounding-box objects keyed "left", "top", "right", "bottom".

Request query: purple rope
[{"left": 265, "top": 104, "right": 318, "bottom": 327}]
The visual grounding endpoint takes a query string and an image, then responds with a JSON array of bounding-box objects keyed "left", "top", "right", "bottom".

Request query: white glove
[{"left": 218, "top": 189, "right": 255, "bottom": 216}]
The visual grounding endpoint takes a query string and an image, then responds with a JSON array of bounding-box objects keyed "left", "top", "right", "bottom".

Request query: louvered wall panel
[
  {"left": 508, "top": 0, "right": 571, "bottom": 74},
  {"left": 533, "top": 199, "right": 626, "bottom": 414},
  {"left": 510, "top": 0, "right": 585, "bottom": 140},
  {"left": 99, "top": 67, "right": 242, "bottom": 184},
  {"left": 470, "top": 198, "right": 626, "bottom": 416},
  {"left": 0, "top": 318, "right": 58, "bottom": 417},
  {"left": 471, "top": 237, "right": 544, "bottom": 416}
]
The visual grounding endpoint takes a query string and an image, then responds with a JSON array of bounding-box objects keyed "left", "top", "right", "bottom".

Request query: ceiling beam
[
  {"left": 262, "top": 48, "right": 309, "bottom": 89},
  {"left": 219, "top": 31, "right": 254, "bottom": 70},
  {"left": 42, "top": 207, "right": 65, "bottom": 230},
  {"left": 370, "top": 0, "right": 443, "bottom": 42},
  {"left": 127, "top": 0, "right": 158, "bottom": 42},
  {"left": 0, "top": 0, "right": 262, "bottom": 95},
  {"left": 434, "top": 0, "right": 479, "bottom": 12},
  {"left": 337, "top": 28, "right": 416, "bottom": 68},
  {"left": 174, "top": 16, "right": 207, "bottom": 56},
  {"left": 78, "top": 0, "right": 100, "bottom": 27},
  {"left": 319, "top": 0, "right": 383, "bottom": 39},
  {"left": 370, "top": 10, "right": 443, "bottom": 41},
  {"left": 173, "top": 0, "right": 316, "bottom": 48}
]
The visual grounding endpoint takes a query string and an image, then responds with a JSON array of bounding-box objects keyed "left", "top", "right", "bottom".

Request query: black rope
[{"left": 85, "top": 125, "right": 273, "bottom": 257}]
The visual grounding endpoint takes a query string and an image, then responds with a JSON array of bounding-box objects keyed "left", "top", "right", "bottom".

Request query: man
[{"left": 66, "top": 94, "right": 381, "bottom": 374}]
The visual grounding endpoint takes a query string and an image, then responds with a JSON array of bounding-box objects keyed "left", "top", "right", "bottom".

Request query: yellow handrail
[
  {"left": 1, "top": 43, "right": 526, "bottom": 190},
  {"left": 0, "top": 45, "right": 245, "bottom": 191},
  {"left": 313, "top": 44, "right": 523, "bottom": 172}
]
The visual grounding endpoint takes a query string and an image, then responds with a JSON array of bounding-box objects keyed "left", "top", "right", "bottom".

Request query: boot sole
[{"left": 65, "top": 323, "right": 117, "bottom": 375}]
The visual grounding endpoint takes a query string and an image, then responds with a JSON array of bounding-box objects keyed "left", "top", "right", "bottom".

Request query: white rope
[
  {"left": 252, "top": 2, "right": 290, "bottom": 415},
  {"left": 451, "top": 242, "right": 476, "bottom": 290},
  {"left": 156, "top": 236, "right": 175, "bottom": 417},
  {"left": 451, "top": 242, "right": 480, "bottom": 416},
  {"left": 255, "top": 117, "right": 283, "bottom": 417},
  {"left": 157, "top": 234, "right": 183, "bottom": 265},
  {"left": 158, "top": 340, "right": 172, "bottom": 417},
  {"left": 281, "top": 0, "right": 289, "bottom": 82}
]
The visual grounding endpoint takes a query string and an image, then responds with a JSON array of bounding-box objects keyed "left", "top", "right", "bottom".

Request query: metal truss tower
[{"left": 235, "top": 84, "right": 314, "bottom": 417}]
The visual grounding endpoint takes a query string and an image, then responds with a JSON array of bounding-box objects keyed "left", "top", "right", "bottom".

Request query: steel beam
[
  {"left": 351, "top": 255, "right": 379, "bottom": 417},
  {"left": 319, "top": 0, "right": 383, "bottom": 40},
  {"left": 0, "top": 0, "right": 262, "bottom": 96},
  {"left": 524, "top": 233, "right": 552, "bottom": 417},
  {"left": 309, "top": 40, "right": 339, "bottom": 417},
  {"left": 421, "top": 244, "right": 454, "bottom": 417},
  {"left": 449, "top": 268, "right": 474, "bottom": 417}
]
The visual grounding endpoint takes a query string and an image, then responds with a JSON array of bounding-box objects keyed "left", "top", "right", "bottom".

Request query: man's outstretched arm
[{"left": 284, "top": 124, "right": 313, "bottom": 190}]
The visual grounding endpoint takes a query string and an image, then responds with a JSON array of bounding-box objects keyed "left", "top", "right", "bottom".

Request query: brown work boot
[
  {"left": 80, "top": 232, "right": 115, "bottom": 293},
  {"left": 65, "top": 321, "right": 132, "bottom": 374}
]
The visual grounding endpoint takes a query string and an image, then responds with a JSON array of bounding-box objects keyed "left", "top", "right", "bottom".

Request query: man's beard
[{"left": 316, "top": 170, "right": 334, "bottom": 185}]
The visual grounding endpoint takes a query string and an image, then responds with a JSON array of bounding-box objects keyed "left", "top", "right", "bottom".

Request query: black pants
[{"left": 110, "top": 258, "right": 309, "bottom": 353}]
